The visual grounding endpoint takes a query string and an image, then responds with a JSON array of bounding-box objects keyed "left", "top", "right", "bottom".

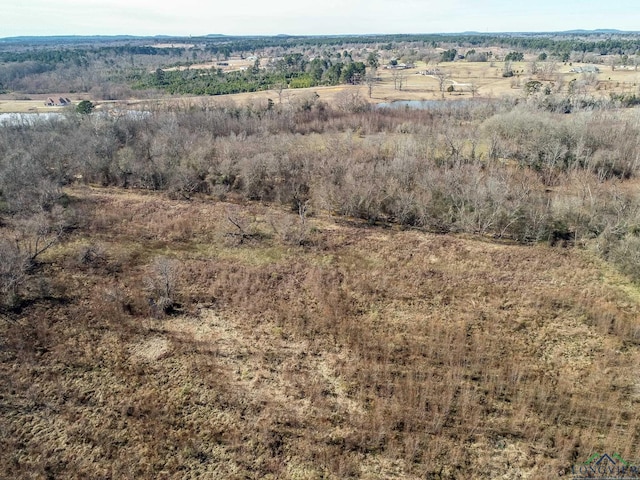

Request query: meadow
[{"left": 2, "top": 183, "right": 640, "bottom": 478}]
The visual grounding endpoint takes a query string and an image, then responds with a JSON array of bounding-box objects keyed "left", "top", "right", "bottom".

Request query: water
[
  {"left": 0, "top": 112, "right": 65, "bottom": 125},
  {"left": 0, "top": 110, "right": 151, "bottom": 126},
  {"left": 375, "top": 99, "right": 475, "bottom": 110}
]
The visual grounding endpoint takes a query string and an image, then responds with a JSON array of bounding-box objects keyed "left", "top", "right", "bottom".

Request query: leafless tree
[
  {"left": 537, "top": 61, "right": 558, "bottom": 81},
  {"left": 15, "top": 207, "right": 68, "bottom": 265},
  {"left": 391, "top": 70, "right": 406, "bottom": 91},
  {"left": 145, "top": 256, "right": 181, "bottom": 315},
  {"left": 335, "top": 89, "right": 369, "bottom": 113},
  {"left": 270, "top": 200, "right": 311, "bottom": 245},
  {"left": 275, "top": 82, "right": 286, "bottom": 104},
  {"left": 553, "top": 72, "right": 565, "bottom": 93},
  {"left": 434, "top": 70, "right": 450, "bottom": 99},
  {"left": 365, "top": 69, "right": 377, "bottom": 98},
  {"left": 0, "top": 240, "right": 28, "bottom": 308}
]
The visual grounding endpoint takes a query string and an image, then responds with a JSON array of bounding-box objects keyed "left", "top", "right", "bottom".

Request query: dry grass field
[
  {"left": 0, "top": 93, "right": 95, "bottom": 114},
  {"left": 2, "top": 186, "right": 640, "bottom": 479},
  {"left": 125, "top": 60, "right": 640, "bottom": 108},
  {"left": 0, "top": 97, "right": 71, "bottom": 114},
  {"left": 163, "top": 55, "right": 262, "bottom": 73},
  {"left": 2, "top": 59, "right": 638, "bottom": 113}
]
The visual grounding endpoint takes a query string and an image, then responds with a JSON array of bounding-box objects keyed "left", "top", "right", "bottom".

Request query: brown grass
[
  {"left": 1, "top": 186, "right": 640, "bottom": 478},
  {"left": 2, "top": 59, "right": 638, "bottom": 113}
]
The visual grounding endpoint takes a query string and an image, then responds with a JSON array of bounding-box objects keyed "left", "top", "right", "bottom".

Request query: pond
[
  {"left": 0, "top": 110, "right": 151, "bottom": 126},
  {"left": 0, "top": 112, "right": 65, "bottom": 125},
  {"left": 375, "top": 99, "right": 476, "bottom": 110}
]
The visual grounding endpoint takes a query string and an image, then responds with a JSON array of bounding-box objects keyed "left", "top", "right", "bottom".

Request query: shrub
[
  {"left": 145, "top": 256, "right": 182, "bottom": 316},
  {"left": 76, "top": 100, "right": 95, "bottom": 115}
]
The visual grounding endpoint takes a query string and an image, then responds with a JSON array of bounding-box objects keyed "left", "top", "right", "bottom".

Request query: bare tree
[
  {"left": 15, "top": 207, "right": 68, "bottom": 265},
  {"left": 607, "top": 56, "right": 620, "bottom": 72},
  {"left": 391, "top": 70, "right": 406, "bottom": 91},
  {"left": 335, "top": 89, "right": 369, "bottom": 113},
  {"left": 537, "top": 61, "right": 558, "bottom": 81},
  {"left": 0, "top": 240, "right": 28, "bottom": 308},
  {"left": 270, "top": 200, "right": 311, "bottom": 245},
  {"left": 434, "top": 70, "right": 450, "bottom": 99},
  {"left": 365, "top": 69, "right": 377, "bottom": 98},
  {"left": 274, "top": 82, "right": 286, "bottom": 104},
  {"left": 145, "top": 256, "right": 181, "bottom": 315}
]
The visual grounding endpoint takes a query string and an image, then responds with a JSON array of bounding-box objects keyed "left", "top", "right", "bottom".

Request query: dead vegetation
[
  {"left": 1, "top": 187, "right": 640, "bottom": 479},
  {"left": 2, "top": 88, "right": 640, "bottom": 478}
]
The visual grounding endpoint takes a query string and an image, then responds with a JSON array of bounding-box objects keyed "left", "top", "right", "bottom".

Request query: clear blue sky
[{"left": 2, "top": 0, "right": 638, "bottom": 37}]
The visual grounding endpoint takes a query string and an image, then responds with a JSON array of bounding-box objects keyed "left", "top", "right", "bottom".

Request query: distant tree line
[
  {"left": 196, "top": 34, "right": 640, "bottom": 56},
  {"left": 3, "top": 33, "right": 640, "bottom": 69},
  {"left": 0, "top": 45, "right": 182, "bottom": 65},
  {"left": 1, "top": 33, "right": 640, "bottom": 96}
]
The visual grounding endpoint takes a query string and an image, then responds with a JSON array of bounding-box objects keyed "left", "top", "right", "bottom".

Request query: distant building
[
  {"left": 45, "top": 97, "right": 72, "bottom": 107},
  {"left": 385, "top": 63, "right": 414, "bottom": 70},
  {"left": 569, "top": 65, "right": 600, "bottom": 73}
]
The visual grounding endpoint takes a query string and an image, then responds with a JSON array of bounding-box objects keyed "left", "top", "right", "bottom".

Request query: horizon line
[{"left": 2, "top": 29, "right": 640, "bottom": 41}]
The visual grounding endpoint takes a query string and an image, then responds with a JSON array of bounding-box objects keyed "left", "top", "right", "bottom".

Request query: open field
[
  {"left": 163, "top": 55, "right": 262, "bottom": 73},
  {"left": 2, "top": 186, "right": 640, "bottom": 479},
  {"left": 0, "top": 98, "right": 73, "bottom": 113},
  {"left": 201, "top": 61, "right": 640, "bottom": 106},
  {"left": 2, "top": 60, "right": 639, "bottom": 113},
  {"left": 0, "top": 93, "right": 93, "bottom": 113}
]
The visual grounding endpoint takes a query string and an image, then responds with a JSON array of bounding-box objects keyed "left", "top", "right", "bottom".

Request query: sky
[{"left": 2, "top": 0, "right": 639, "bottom": 37}]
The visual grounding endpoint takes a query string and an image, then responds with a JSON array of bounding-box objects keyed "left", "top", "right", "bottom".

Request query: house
[
  {"left": 46, "top": 97, "right": 71, "bottom": 107},
  {"left": 385, "top": 63, "right": 413, "bottom": 70}
]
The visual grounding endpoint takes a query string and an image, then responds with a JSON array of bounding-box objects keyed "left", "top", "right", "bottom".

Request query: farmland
[{"left": 2, "top": 56, "right": 639, "bottom": 113}]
